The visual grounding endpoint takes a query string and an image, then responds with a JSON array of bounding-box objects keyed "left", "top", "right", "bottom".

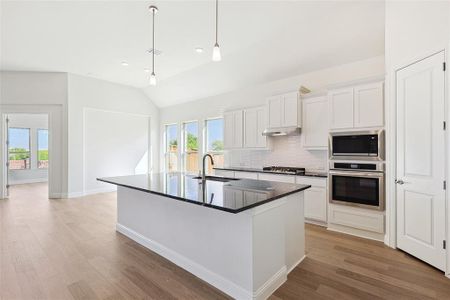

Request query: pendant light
[
  {"left": 212, "top": 0, "right": 221, "bottom": 61},
  {"left": 149, "top": 5, "right": 158, "bottom": 85}
]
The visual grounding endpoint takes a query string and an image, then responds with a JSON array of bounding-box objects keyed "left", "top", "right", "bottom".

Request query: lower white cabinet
[
  {"left": 296, "top": 176, "right": 327, "bottom": 224},
  {"left": 328, "top": 204, "right": 384, "bottom": 234}
]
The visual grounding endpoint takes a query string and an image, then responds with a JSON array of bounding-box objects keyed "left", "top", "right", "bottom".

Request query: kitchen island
[{"left": 98, "top": 173, "right": 310, "bottom": 300}]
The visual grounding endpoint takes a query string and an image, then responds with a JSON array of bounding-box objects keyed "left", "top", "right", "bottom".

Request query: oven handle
[{"left": 329, "top": 170, "right": 384, "bottom": 178}]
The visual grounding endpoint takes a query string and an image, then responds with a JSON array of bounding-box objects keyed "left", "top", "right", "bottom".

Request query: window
[
  {"left": 165, "top": 124, "right": 178, "bottom": 172},
  {"left": 8, "top": 128, "right": 31, "bottom": 170},
  {"left": 205, "top": 118, "right": 224, "bottom": 173},
  {"left": 37, "top": 129, "right": 49, "bottom": 169},
  {"left": 182, "top": 121, "right": 199, "bottom": 173}
]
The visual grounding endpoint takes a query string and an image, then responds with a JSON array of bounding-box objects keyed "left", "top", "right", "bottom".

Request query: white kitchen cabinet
[
  {"left": 328, "top": 81, "right": 384, "bottom": 130},
  {"left": 328, "top": 88, "right": 354, "bottom": 130},
  {"left": 258, "top": 173, "right": 296, "bottom": 183},
  {"left": 296, "top": 176, "right": 327, "bottom": 224},
  {"left": 267, "top": 96, "right": 282, "bottom": 128},
  {"left": 223, "top": 187, "right": 243, "bottom": 208},
  {"left": 224, "top": 110, "right": 243, "bottom": 149},
  {"left": 243, "top": 106, "right": 267, "bottom": 148},
  {"left": 302, "top": 96, "right": 328, "bottom": 149},
  {"left": 354, "top": 82, "right": 384, "bottom": 128},
  {"left": 266, "top": 92, "right": 300, "bottom": 129},
  {"left": 283, "top": 92, "right": 300, "bottom": 127}
]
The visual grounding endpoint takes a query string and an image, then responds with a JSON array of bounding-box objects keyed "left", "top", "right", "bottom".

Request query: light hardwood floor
[{"left": 1, "top": 183, "right": 450, "bottom": 300}]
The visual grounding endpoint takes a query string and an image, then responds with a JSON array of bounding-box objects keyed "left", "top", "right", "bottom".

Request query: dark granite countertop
[
  {"left": 97, "top": 173, "right": 310, "bottom": 213},
  {"left": 214, "top": 167, "right": 328, "bottom": 178}
]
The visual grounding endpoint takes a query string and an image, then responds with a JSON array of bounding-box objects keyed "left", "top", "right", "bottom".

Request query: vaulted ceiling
[{"left": 1, "top": 1, "right": 385, "bottom": 107}]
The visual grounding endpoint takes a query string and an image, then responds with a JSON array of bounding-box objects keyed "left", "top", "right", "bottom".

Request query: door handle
[{"left": 395, "top": 179, "right": 406, "bottom": 185}]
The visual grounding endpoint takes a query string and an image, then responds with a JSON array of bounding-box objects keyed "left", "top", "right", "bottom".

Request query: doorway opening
[{"left": 5, "top": 113, "right": 49, "bottom": 197}]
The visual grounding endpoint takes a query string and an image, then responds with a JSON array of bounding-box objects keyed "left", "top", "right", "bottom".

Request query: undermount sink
[{"left": 192, "top": 176, "right": 239, "bottom": 182}]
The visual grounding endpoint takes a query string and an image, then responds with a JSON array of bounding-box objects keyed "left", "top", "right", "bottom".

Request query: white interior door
[{"left": 396, "top": 51, "right": 446, "bottom": 271}]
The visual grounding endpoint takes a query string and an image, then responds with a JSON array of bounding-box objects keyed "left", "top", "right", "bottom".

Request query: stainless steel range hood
[{"left": 262, "top": 127, "right": 301, "bottom": 137}]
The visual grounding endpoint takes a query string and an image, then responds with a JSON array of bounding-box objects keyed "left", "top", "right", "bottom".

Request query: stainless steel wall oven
[{"left": 329, "top": 162, "right": 385, "bottom": 211}]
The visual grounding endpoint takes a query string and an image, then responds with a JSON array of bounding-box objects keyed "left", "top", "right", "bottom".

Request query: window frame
[
  {"left": 164, "top": 123, "right": 179, "bottom": 172},
  {"left": 8, "top": 127, "right": 32, "bottom": 171},
  {"left": 181, "top": 120, "right": 200, "bottom": 174},
  {"left": 37, "top": 128, "right": 49, "bottom": 169},
  {"left": 203, "top": 117, "right": 224, "bottom": 173}
]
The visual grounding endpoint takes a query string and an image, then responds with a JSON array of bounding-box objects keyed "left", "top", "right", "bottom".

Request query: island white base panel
[{"left": 116, "top": 187, "right": 305, "bottom": 300}]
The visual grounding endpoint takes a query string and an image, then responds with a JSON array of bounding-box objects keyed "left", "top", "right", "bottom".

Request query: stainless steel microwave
[{"left": 329, "top": 130, "right": 385, "bottom": 161}]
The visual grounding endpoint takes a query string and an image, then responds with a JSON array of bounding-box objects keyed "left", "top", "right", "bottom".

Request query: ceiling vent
[{"left": 147, "top": 48, "right": 163, "bottom": 56}]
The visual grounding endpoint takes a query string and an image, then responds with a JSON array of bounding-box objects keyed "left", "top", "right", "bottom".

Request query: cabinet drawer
[
  {"left": 329, "top": 204, "right": 384, "bottom": 233},
  {"left": 295, "top": 176, "right": 327, "bottom": 187},
  {"left": 234, "top": 171, "right": 258, "bottom": 180},
  {"left": 258, "top": 173, "right": 295, "bottom": 183}
]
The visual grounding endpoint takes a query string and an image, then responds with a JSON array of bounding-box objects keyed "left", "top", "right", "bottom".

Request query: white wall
[
  {"left": 84, "top": 108, "right": 150, "bottom": 194},
  {"left": 159, "top": 56, "right": 385, "bottom": 171},
  {"left": 67, "top": 74, "right": 160, "bottom": 197},
  {"left": 384, "top": 1, "right": 450, "bottom": 254},
  {"left": 0, "top": 71, "right": 68, "bottom": 198},
  {"left": 8, "top": 114, "right": 48, "bottom": 184}
]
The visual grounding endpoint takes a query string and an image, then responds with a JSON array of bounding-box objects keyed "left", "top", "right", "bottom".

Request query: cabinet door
[
  {"left": 303, "top": 96, "right": 328, "bottom": 149},
  {"left": 224, "top": 112, "right": 234, "bottom": 149},
  {"left": 256, "top": 107, "right": 267, "bottom": 148},
  {"left": 267, "top": 96, "right": 282, "bottom": 128},
  {"left": 354, "top": 82, "right": 384, "bottom": 128},
  {"left": 328, "top": 88, "right": 354, "bottom": 129},
  {"left": 243, "top": 109, "right": 257, "bottom": 148},
  {"left": 283, "top": 92, "right": 299, "bottom": 127},
  {"left": 304, "top": 187, "right": 327, "bottom": 222},
  {"left": 233, "top": 111, "right": 243, "bottom": 148}
]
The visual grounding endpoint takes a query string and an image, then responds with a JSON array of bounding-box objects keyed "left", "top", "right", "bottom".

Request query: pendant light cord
[
  {"left": 215, "top": 0, "right": 218, "bottom": 45},
  {"left": 152, "top": 8, "right": 155, "bottom": 74}
]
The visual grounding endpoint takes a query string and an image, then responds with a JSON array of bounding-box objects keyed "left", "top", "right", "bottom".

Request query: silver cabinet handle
[{"left": 395, "top": 179, "right": 405, "bottom": 185}]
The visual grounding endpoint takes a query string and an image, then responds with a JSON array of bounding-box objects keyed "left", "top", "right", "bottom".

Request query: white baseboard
[
  {"left": 117, "top": 223, "right": 286, "bottom": 300},
  {"left": 327, "top": 224, "right": 384, "bottom": 242},
  {"left": 9, "top": 178, "right": 48, "bottom": 185},
  {"left": 253, "top": 266, "right": 287, "bottom": 300},
  {"left": 65, "top": 187, "right": 117, "bottom": 198},
  {"left": 287, "top": 255, "right": 306, "bottom": 274}
]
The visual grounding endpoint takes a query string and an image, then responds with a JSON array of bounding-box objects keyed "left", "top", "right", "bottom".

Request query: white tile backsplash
[{"left": 225, "top": 135, "right": 328, "bottom": 171}]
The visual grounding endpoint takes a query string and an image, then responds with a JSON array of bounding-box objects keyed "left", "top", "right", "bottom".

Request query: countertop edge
[
  {"left": 97, "top": 178, "right": 311, "bottom": 214},
  {"left": 214, "top": 167, "right": 328, "bottom": 178}
]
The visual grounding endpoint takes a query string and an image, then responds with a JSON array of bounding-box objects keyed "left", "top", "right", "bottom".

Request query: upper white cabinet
[
  {"left": 224, "top": 110, "right": 243, "bottom": 149},
  {"left": 328, "top": 82, "right": 384, "bottom": 130},
  {"left": 354, "top": 82, "right": 384, "bottom": 128},
  {"left": 225, "top": 106, "right": 267, "bottom": 150},
  {"left": 267, "top": 92, "right": 301, "bottom": 129},
  {"left": 267, "top": 96, "right": 282, "bottom": 128},
  {"left": 302, "top": 96, "right": 328, "bottom": 149},
  {"left": 243, "top": 106, "right": 267, "bottom": 148}
]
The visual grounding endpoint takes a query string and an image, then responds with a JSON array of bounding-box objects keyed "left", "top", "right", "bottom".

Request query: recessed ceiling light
[
  {"left": 121, "top": 61, "right": 129, "bottom": 66},
  {"left": 195, "top": 47, "right": 204, "bottom": 53},
  {"left": 144, "top": 68, "right": 150, "bottom": 73}
]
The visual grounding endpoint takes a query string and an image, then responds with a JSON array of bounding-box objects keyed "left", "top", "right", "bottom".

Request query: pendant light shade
[
  {"left": 149, "top": 5, "right": 158, "bottom": 85},
  {"left": 149, "top": 72, "right": 156, "bottom": 86},
  {"left": 212, "top": 43, "right": 221, "bottom": 62},
  {"left": 212, "top": 0, "right": 221, "bottom": 62}
]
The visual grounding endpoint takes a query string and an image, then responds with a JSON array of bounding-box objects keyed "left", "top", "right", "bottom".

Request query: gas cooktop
[{"left": 262, "top": 166, "right": 306, "bottom": 175}]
